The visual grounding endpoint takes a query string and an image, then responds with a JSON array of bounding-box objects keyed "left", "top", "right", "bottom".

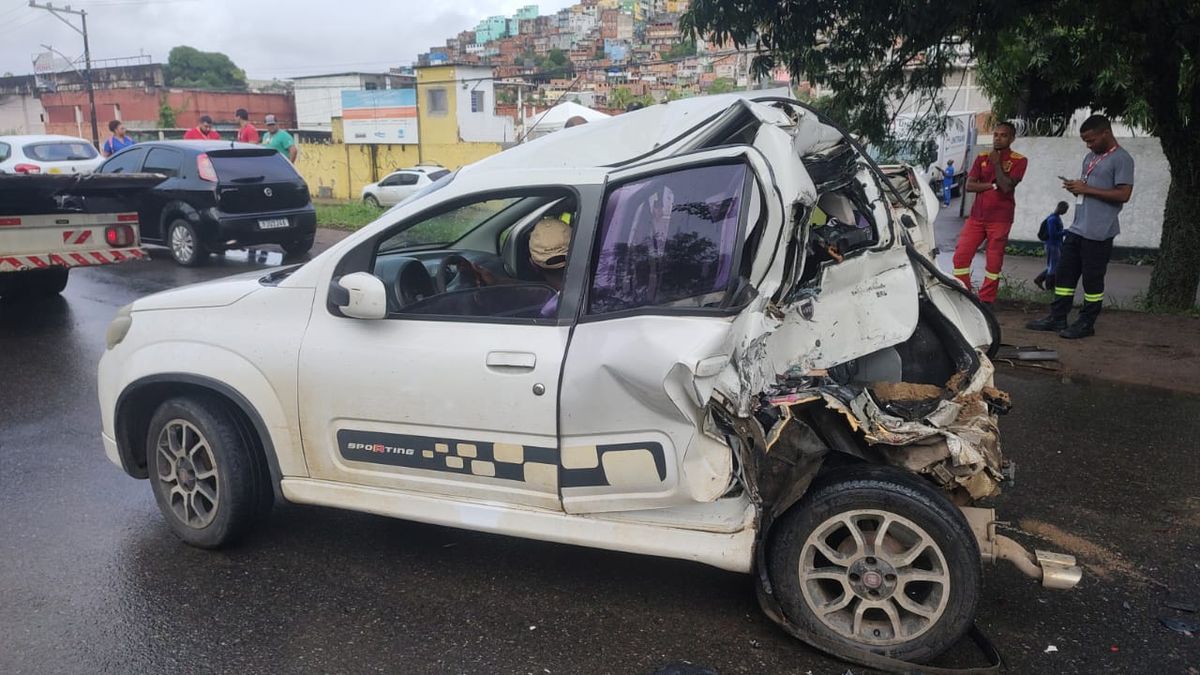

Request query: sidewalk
[{"left": 931, "top": 196, "right": 1199, "bottom": 308}]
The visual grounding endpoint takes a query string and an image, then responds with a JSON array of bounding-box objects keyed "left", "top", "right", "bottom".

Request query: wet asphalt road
[{"left": 1, "top": 243, "right": 1198, "bottom": 675}]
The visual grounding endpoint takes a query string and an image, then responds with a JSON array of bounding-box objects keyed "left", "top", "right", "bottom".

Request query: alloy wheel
[
  {"left": 154, "top": 419, "right": 219, "bottom": 528},
  {"left": 798, "top": 509, "right": 951, "bottom": 646},
  {"left": 170, "top": 225, "right": 195, "bottom": 263}
]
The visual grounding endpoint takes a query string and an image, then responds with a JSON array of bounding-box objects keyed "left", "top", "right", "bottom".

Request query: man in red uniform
[
  {"left": 183, "top": 115, "right": 221, "bottom": 140},
  {"left": 951, "top": 121, "right": 1028, "bottom": 305}
]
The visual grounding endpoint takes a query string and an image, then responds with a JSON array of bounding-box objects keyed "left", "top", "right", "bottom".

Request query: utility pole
[{"left": 29, "top": 1, "right": 99, "bottom": 147}]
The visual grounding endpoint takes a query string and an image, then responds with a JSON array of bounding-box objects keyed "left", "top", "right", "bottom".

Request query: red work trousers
[{"left": 952, "top": 217, "right": 1012, "bottom": 303}]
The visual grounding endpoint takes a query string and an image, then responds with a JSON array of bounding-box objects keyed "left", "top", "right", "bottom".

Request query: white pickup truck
[{"left": 0, "top": 174, "right": 160, "bottom": 298}]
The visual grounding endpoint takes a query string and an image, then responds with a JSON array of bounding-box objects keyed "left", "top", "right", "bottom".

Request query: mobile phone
[{"left": 1058, "top": 175, "right": 1070, "bottom": 181}]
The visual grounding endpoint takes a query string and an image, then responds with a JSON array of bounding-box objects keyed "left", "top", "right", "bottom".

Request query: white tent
[{"left": 523, "top": 101, "right": 611, "bottom": 140}]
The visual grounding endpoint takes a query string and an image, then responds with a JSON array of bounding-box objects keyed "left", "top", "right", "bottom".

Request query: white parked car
[
  {"left": 0, "top": 134, "right": 104, "bottom": 175},
  {"left": 360, "top": 166, "right": 451, "bottom": 207},
  {"left": 98, "top": 95, "right": 1080, "bottom": 667}
]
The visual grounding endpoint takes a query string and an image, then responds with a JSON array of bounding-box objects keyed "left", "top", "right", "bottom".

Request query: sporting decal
[{"left": 336, "top": 430, "right": 668, "bottom": 489}]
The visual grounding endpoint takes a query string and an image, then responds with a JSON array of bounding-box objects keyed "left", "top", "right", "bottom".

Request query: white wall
[
  {"left": 456, "top": 67, "right": 515, "bottom": 143},
  {"left": 0, "top": 93, "right": 46, "bottom": 135},
  {"left": 976, "top": 136, "right": 1169, "bottom": 249}
]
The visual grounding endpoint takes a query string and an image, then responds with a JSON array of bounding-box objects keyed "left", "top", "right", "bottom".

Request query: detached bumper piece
[{"left": 960, "top": 506, "right": 1083, "bottom": 590}]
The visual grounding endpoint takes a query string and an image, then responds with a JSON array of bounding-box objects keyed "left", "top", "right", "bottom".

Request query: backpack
[{"left": 1037, "top": 216, "right": 1050, "bottom": 242}]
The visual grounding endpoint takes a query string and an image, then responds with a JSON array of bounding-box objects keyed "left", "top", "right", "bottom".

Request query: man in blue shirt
[
  {"left": 942, "top": 160, "right": 955, "bottom": 206},
  {"left": 1034, "top": 201, "right": 1069, "bottom": 290},
  {"left": 101, "top": 120, "right": 135, "bottom": 157}
]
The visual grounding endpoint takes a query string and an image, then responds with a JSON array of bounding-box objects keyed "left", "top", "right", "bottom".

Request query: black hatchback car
[{"left": 98, "top": 141, "right": 317, "bottom": 265}]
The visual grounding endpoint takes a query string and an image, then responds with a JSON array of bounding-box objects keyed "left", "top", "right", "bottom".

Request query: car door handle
[{"left": 486, "top": 351, "right": 536, "bottom": 371}]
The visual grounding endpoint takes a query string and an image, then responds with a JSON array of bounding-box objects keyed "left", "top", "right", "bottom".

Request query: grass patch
[
  {"left": 316, "top": 200, "right": 383, "bottom": 231},
  {"left": 997, "top": 276, "right": 1051, "bottom": 306}
]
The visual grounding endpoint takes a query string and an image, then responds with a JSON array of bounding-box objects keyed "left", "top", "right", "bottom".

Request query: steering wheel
[{"left": 434, "top": 254, "right": 480, "bottom": 293}]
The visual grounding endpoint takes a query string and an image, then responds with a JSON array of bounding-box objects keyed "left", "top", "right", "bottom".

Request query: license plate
[{"left": 258, "top": 218, "right": 289, "bottom": 230}]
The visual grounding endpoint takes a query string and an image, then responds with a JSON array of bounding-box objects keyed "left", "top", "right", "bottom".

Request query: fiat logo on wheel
[{"left": 263, "top": 187, "right": 273, "bottom": 197}]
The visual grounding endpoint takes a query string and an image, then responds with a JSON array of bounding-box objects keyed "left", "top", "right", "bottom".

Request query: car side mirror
[{"left": 331, "top": 272, "right": 387, "bottom": 319}]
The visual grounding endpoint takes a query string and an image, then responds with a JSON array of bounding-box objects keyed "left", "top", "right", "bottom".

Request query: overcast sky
[{"left": 0, "top": 0, "right": 578, "bottom": 80}]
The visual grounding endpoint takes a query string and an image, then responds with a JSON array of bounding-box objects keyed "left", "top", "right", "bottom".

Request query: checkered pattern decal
[{"left": 336, "top": 430, "right": 666, "bottom": 489}]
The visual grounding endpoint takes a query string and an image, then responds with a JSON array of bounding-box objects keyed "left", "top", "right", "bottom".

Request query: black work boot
[
  {"left": 1026, "top": 296, "right": 1071, "bottom": 331},
  {"left": 1059, "top": 301, "right": 1101, "bottom": 339},
  {"left": 1033, "top": 271, "right": 1046, "bottom": 290},
  {"left": 1058, "top": 318, "right": 1095, "bottom": 339}
]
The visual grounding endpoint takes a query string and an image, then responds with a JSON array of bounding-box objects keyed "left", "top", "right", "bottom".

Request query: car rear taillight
[
  {"left": 197, "top": 153, "right": 217, "bottom": 182},
  {"left": 13, "top": 163, "right": 41, "bottom": 174},
  {"left": 105, "top": 224, "right": 136, "bottom": 247}
]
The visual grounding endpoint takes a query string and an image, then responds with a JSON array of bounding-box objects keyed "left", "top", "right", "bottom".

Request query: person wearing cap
[
  {"left": 235, "top": 108, "right": 259, "bottom": 144},
  {"left": 183, "top": 115, "right": 221, "bottom": 140},
  {"left": 473, "top": 215, "right": 571, "bottom": 292},
  {"left": 261, "top": 114, "right": 297, "bottom": 162}
]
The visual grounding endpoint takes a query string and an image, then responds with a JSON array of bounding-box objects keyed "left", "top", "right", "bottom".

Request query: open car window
[{"left": 378, "top": 198, "right": 518, "bottom": 252}]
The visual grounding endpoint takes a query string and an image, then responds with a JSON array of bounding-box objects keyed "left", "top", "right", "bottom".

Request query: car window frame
[
  {"left": 392, "top": 172, "right": 420, "bottom": 187},
  {"left": 142, "top": 147, "right": 184, "bottom": 178},
  {"left": 99, "top": 146, "right": 149, "bottom": 174},
  {"left": 578, "top": 158, "right": 757, "bottom": 324},
  {"left": 0, "top": 142, "right": 10, "bottom": 163},
  {"left": 327, "top": 183, "right": 600, "bottom": 328}
]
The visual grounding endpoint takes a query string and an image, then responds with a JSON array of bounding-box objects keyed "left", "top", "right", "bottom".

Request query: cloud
[{"left": 0, "top": 0, "right": 578, "bottom": 79}]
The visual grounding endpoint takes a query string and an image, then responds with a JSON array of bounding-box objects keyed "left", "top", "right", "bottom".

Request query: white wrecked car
[{"left": 98, "top": 95, "right": 1080, "bottom": 667}]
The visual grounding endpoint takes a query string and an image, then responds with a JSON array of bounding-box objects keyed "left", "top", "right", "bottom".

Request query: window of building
[
  {"left": 365, "top": 81, "right": 378, "bottom": 91},
  {"left": 426, "top": 88, "right": 448, "bottom": 116},
  {"left": 470, "top": 90, "right": 486, "bottom": 113}
]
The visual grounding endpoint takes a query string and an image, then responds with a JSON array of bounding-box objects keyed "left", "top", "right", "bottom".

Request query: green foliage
[
  {"left": 706, "top": 77, "right": 736, "bottom": 95},
  {"left": 164, "top": 45, "right": 247, "bottom": 90},
  {"left": 547, "top": 48, "right": 568, "bottom": 67},
  {"left": 681, "top": 0, "right": 1200, "bottom": 309},
  {"left": 316, "top": 201, "right": 382, "bottom": 231},
  {"left": 609, "top": 86, "right": 634, "bottom": 110},
  {"left": 157, "top": 97, "right": 177, "bottom": 128},
  {"left": 665, "top": 39, "right": 697, "bottom": 60}
]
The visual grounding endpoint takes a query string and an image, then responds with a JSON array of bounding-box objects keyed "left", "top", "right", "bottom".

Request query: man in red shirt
[
  {"left": 183, "top": 115, "right": 221, "bottom": 140},
  {"left": 235, "top": 108, "right": 259, "bottom": 144},
  {"left": 951, "top": 121, "right": 1028, "bottom": 305}
]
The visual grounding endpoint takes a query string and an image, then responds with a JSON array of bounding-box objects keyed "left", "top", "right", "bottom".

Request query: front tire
[
  {"left": 146, "top": 396, "right": 271, "bottom": 548},
  {"left": 167, "top": 219, "right": 206, "bottom": 266},
  {"left": 363, "top": 194, "right": 381, "bottom": 208},
  {"left": 767, "top": 465, "right": 981, "bottom": 663}
]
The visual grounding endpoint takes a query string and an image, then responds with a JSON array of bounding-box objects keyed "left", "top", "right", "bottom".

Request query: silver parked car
[
  {"left": 360, "top": 165, "right": 451, "bottom": 207},
  {"left": 0, "top": 134, "right": 104, "bottom": 175}
]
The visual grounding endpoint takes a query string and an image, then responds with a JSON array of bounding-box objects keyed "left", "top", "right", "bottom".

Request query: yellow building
[{"left": 296, "top": 64, "right": 515, "bottom": 201}]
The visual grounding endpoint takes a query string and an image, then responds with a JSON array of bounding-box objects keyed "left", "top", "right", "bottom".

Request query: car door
[
  {"left": 557, "top": 152, "right": 762, "bottom": 515},
  {"left": 296, "top": 178, "right": 602, "bottom": 510},
  {"left": 382, "top": 171, "right": 420, "bottom": 205},
  {"left": 138, "top": 147, "right": 185, "bottom": 241}
]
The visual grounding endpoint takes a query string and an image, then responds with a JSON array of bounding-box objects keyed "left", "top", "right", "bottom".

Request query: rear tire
[
  {"left": 767, "top": 465, "right": 981, "bottom": 663},
  {"left": 0, "top": 267, "right": 69, "bottom": 298},
  {"left": 146, "top": 395, "right": 271, "bottom": 548},
  {"left": 282, "top": 235, "right": 315, "bottom": 258},
  {"left": 167, "top": 219, "right": 206, "bottom": 266},
  {"left": 363, "top": 194, "right": 381, "bottom": 208}
]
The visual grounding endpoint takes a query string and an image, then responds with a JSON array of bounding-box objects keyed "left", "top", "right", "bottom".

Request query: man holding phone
[
  {"left": 951, "top": 121, "right": 1027, "bottom": 306},
  {"left": 1027, "top": 114, "right": 1134, "bottom": 338}
]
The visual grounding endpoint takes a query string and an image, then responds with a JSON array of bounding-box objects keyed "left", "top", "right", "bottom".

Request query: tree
[
  {"left": 666, "top": 39, "right": 697, "bottom": 60},
  {"left": 158, "top": 96, "right": 177, "bottom": 128},
  {"left": 609, "top": 86, "right": 634, "bottom": 110},
  {"left": 707, "top": 77, "right": 736, "bottom": 95},
  {"left": 163, "top": 45, "right": 247, "bottom": 90},
  {"left": 682, "top": 1, "right": 1200, "bottom": 309}
]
